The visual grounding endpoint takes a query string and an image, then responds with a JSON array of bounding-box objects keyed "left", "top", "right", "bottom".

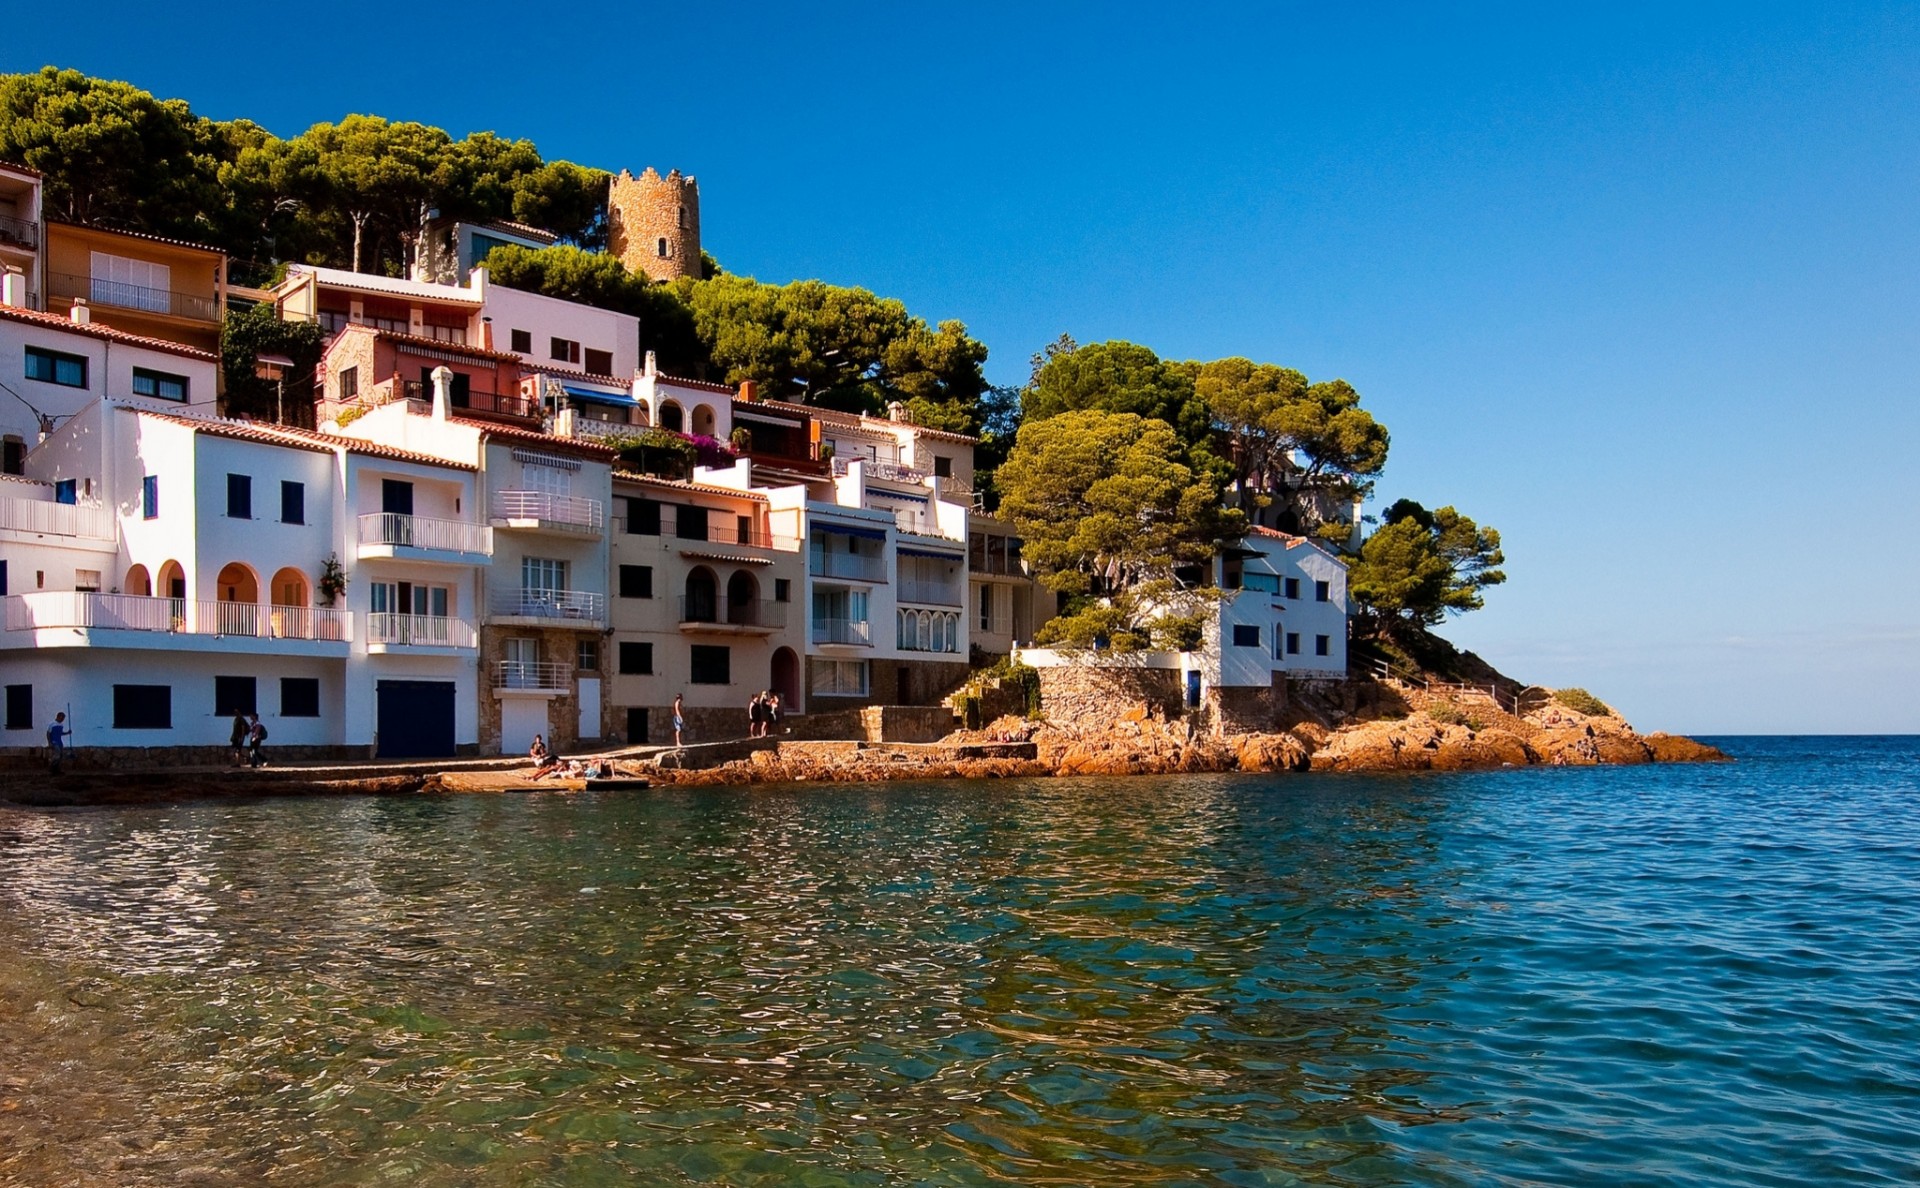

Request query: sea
[{"left": 0, "top": 735, "right": 1915, "bottom": 1186}]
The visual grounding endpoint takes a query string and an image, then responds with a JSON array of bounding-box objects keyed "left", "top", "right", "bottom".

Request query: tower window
[
  {"left": 678, "top": 205, "right": 687, "bottom": 228},
  {"left": 656, "top": 238, "right": 669, "bottom": 258}
]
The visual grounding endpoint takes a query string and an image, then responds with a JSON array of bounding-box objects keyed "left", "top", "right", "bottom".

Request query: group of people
[
  {"left": 229, "top": 712, "right": 269, "bottom": 768},
  {"left": 748, "top": 690, "right": 784, "bottom": 738},
  {"left": 525, "top": 734, "right": 611, "bottom": 781}
]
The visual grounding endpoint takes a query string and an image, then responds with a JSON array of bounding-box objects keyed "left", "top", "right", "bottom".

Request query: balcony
[
  {"left": 488, "top": 588, "right": 607, "bottom": 628},
  {"left": 898, "top": 579, "right": 964, "bottom": 607},
  {"left": 356, "top": 513, "right": 492, "bottom": 563},
  {"left": 0, "top": 496, "right": 113, "bottom": 539},
  {"left": 898, "top": 608, "right": 963, "bottom": 654},
  {"left": 831, "top": 457, "right": 927, "bottom": 485},
  {"left": 365, "top": 613, "right": 477, "bottom": 650},
  {"left": 0, "top": 213, "right": 36, "bottom": 251},
  {"left": 677, "top": 596, "right": 787, "bottom": 635},
  {"left": 492, "top": 661, "right": 572, "bottom": 693},
  {"left": 397, "top": 380, "right": 541, "bottom": 422},
  {"left": 490, "top": 489, "right": 605, "bottom": 536},
  {"left": 809, "top": 551, "right": 888, "bottom": 583},
  {"left": 811, "top": 617, "right": 873, "bottom": 647},
  {"left": 3, "top": 592, "right": 350, "bottom": 652},
  {"left": 48, "top": 272, "right": 219, "bottom": 323}
]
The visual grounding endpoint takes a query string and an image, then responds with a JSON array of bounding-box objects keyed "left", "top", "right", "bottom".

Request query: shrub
[
  {"left": 1429, "top": 701, "right": 1465, "bottom": 726},
  {"left": 1553, "top": 687, "right": 1611, "bottom": 717}
]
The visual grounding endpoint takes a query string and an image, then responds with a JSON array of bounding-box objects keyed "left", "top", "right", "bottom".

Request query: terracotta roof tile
[
  {"left": 0, "top": 304, "right": 218, "bottom": 361},
  {"left": 130, "top": 408, "right": 478, "bottom": 470},
  {"left": 611, "top": 471, "right": 767, "bottom": 501},
  {"left": 447, "top": 417, "right": 617, "bottom": 458},
  {"left": 46, "top": 219, "right": 225, "bottom": 258},
  {"left": 653, "top": 372, "right": 737, "bottom": 394},
  {"left": 375, "top": 327, "right": 522, "bottom": 363}
]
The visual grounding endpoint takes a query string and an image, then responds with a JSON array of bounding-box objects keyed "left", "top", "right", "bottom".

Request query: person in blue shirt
[{"left": 46, "top": 712, "right": 67, "bottom": 773}]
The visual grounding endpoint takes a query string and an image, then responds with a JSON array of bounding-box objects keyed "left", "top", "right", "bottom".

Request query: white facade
[
  {"left": 1213, "top": 529, "right": 1350, "bottom": 687},
  {"left": 482, "top": 282, "right": 639, "bottom": 380}
]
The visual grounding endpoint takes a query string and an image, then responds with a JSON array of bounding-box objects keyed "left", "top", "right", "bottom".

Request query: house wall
[
  {"left": 482, "top": 285, "right": 639, "bottom": 378},
  {"left": 0, "top": 314, "right": 217, "bottom": 446},
  {"left": 43, "top": 224, "right": 224, "bottom": 351}
]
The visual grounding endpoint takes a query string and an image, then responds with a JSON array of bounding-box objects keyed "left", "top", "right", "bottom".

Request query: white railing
[
  {"left": 898, "top": 579, "right": 964, "bottom": 607},
  {"left": 564, "top": 418, "right": 646, "bottom": 441},
  {"left": 810, "top": 551, "right": 889, "bottom": 582},
  {"left": 869, "top": 460, "right": 928, "bottom": 484},
  {"left": 4, "top": 592, "right": 349, "bottom": 640},
  {"left": 488, "top": 588, "right": 607, "bottom": 622},
  {"left": 357, "top": 512, "right": 492, "bottom": 555},
  {"left": 490, "top": 490, "right": 605, "bottom": 532},
  {"left": 0, "top": 496, "right": 114, "bottom": 539},
  {"left": 493, "top": 660, "right": 572, "bottom": 691},
  {"left": 811, "top": 617, "right": 873, "bottom": 646},
  {"left": 898, "top": 608, "right": 963, "bottom": 654},
  {"left": 366, "top": 613, "right": 477, "bottom": 648}
]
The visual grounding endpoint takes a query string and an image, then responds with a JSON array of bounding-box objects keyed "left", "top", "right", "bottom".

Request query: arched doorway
[
  {"left": 659, "top": 400, "right": 684, "bottom": 433},
  {"left": 156, "top": 560, "right": 187, "bottom": 630},
  {"left": 725, "top": 570, "right": 758, "bottom": 625},
  {"left": 269, "top": 567, "right": 312, "bottom": 639},
  {"left": 124, "top": 564, "right": 151, "bottom": 597},
  {"left": 683, "top": 566, "right": 717, "bottom": 622},
  {"left": 771, "top": 647, "right": 800, "bottom": 711},
  {"left": 215, "top": 562, "right": 261, "bottom": 636},
  {"left": 691, "top": 403, "right": 716, "bottom": 437}
]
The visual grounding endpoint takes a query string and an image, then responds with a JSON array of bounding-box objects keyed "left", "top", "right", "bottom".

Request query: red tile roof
[
  {"left": 0, "top": 304, "right": 218, "bottom": 361},
  {"left": 376, "top": 327, "right": 522, "bottom": 364},
  {"left": 447, "top": 417, "right": 617, "bottom": 459},
  {"left": 130, "top": 408, "right": 478, "bottom": 470},
  {"left": 523, "top": 359, "right": 632, "bottom": 387},
  {"left": 46, "top": 219, "right": 225, "bottom": 258},
  {"left": 0, "top": 160, "right": 44, "bottom": 178},
  {"left": 612, "top": 471, "right": 767, "bottom": 500},
  {"left": 653, "top": 372, "right": 737, "bottom": 394}
]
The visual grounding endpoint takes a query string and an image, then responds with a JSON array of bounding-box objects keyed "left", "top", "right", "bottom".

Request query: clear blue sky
[{"left": 10, "top": 2, "right": 1918, "bottom": 734}]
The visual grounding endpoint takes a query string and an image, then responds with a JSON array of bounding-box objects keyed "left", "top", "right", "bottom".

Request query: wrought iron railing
[
  {"left": 0, "top": 213, "right": 37, "bottom": 249},
  {"left": 48, "top": 272, "right": 219, "bottom": 321},
  {"left": 677, "top": 596, "right": 787, "bottom": 628}
]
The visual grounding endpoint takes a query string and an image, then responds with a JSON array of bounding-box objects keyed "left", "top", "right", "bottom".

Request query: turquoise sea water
[{"left": 2, "top": 736, "right": 1918, "bottom": 1185}]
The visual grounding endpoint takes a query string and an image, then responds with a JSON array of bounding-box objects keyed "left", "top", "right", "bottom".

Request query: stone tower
[{"left": 608, "top": 167, "right": 701, "bottom": 282}]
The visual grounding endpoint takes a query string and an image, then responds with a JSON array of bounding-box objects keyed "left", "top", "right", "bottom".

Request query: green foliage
[
  {"left": 317, "top": 553, "right": 348, "bottom": 606},
  {"left": 1553, "top": 688, "right": 1611, "bottom": 717},
  {"left": 1428, "top": 700, "right": 1465, "bottom": 725},
  {"left": 1350, "top": 500, "right": 1506, "bottom": 640},
  {"left": 604, "top": 428, "right": 697, "bottom": 479},
  {"left": 220, "top": 303, "right": 324, "bottom": 423},
  {"left": 1024, "top": 339, "right": 1214, "bottom": 450},
  {"left": 1033, "top": 602, "right": 1151, "bottom": 652},
  {"left": 996, "top": 409, "right": 1239, "bottom": 602}
]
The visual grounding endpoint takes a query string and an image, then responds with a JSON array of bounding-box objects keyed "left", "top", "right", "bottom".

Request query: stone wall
[
  {"left": 1034, "top": 664, "right": 1184, "bottom": 725},
  {"left": 608, "top": 168, "right": 701, "bottom": 282},
  {"left": 477, "top": 625, "right": 602, "bottom": 754},
  {"left": 804, "top": 658, "right": 972, "bottom": 713},
  {"left": 1207, "top": 679, "right": 1288, "bottom": 735}
]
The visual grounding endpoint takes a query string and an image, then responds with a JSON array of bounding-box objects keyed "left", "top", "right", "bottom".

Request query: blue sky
[{"left": 9, "top": 2, "right": 1918, "bottom": 733}]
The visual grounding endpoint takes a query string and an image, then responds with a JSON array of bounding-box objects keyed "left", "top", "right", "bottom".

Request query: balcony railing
[
  {"left": 0, "top": 496, "right": 113, "bottom": 539},
  {"left": 4, "top": 592, "right": 349, "bottom": 641},
  {"left": 357, "top": 512, "right": 492, "bottom": 555},
  {"left": 677, "top": 596, "right": 787, "bottom": 629},
  {"left": 809, "top": 551, "right": 888, "bottom": 582},
  {"left": 493, "top": 660, "right": 571, "bottom": 691},
  {"left": 491, "top": 489, "right": 605, "bottom": 532},
  {"left": 810, "top": 617, "right": 873, "bottom": 646},
  {"left": 898, "top": 608, "right": 963, "bottom": 654},
  {"left": 488, "top": 588, "right": 606, "bottom": 622},
  {"left": 398, "top": 380, "right": 541, "bottom": 421},
  {"left": 366, "top": 613, "right": 476, "bottom": 648},
  {"left": 898, "top": 579, "right": 963, "bottom": 607},
  {"left": 0, "top": 213, "right": 37, "bottom": 250},
  {"left": 48, "top": 272, "right": 219, "bottom": 322}
]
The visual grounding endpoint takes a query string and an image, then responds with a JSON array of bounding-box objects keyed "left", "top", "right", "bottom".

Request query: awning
[
  {"left": 562, "top": 385, "right": 634, "bottom": 408},
  {"left": 898, "top": 546, "right": 963, "bottom": 561},
  {"left": 680, "top": 548, "right": 775, "bottom": 565},
  {"left": 867, "top": 489, "right": 928, "bottom": 504},
  {"left": 813, "top": 523, "right": 888, "bottom": 541}
]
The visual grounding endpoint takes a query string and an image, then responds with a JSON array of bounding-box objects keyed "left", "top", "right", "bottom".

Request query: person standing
[
  {"left": 246, "top": 713, "right": 268, "bottom": 768},
  {"left": 748, "top": 691, "right": 766, "bottom": 738},
  {"left": 767, "top": 692, "right": 783, "bottom": 735},
  {"left": 46, "top": 711, "right": 68, "bottom": 774},
  {"left": 672, "top": 694, "right": 685, "bottom": 748},
  {"left": 230, "top": 710, "right": 250, "bottom": 767}
]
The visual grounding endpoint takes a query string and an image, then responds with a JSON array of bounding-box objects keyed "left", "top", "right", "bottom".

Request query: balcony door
[
  {"left": 382, "top": 480, "right": 414, "bottom": 516},
  {"left": 420, "top": 366, "right": 471, "bottom": 408},
  {"left": 371, "top": 581, "right": 450, "bottom": 641}
]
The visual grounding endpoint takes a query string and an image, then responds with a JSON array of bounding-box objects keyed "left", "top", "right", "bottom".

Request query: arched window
[
  {"left": 656, "top": 237, "right": 670, "bottom": 259},
  {"left": 678, "top": 205, "right": 687, "bottom": 229}
]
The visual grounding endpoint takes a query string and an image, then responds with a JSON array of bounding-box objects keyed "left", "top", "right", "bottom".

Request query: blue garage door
[{"left": 376, "top": 680, "right": 456, "bottom": 759}]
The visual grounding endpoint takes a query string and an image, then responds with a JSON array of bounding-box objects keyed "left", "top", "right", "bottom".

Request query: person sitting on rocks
[{"left": 528, "top": 734, "right": 549, "bottom": 764}]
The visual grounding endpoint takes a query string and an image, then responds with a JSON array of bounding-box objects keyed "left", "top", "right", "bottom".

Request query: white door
[
  {"left": 577, "top": 677, "right": 601, "bottom": 742},
  {"left": 499, "top": 698, "right": 548, "bottom": 756}
]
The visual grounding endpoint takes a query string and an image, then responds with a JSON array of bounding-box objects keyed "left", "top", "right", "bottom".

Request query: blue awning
[
  {"left": 814, "top": 523, "right": 888, "bottom": 541},
  {"left": 562, "top": 385, "right": 634, "bottom": 408},
  {"left": 898, "top": 546, "right": 962, "bottom": 560}
]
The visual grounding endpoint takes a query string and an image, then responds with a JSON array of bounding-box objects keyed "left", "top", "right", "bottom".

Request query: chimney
[
  {"left": 0, "top": 268, "right": 22, "bottom": 308},
  {"left": 739, "top": 380, "right": 757, "bottom": 402},
  {"left": 644, "top": 350, "right": 657, "bottom": 378},
  {"left": 430, "top": 365, "right": 453, "bottom": 421},
  {"left": 69, "top": 299, "right": 90, "bottom": 324},
  {"left": 481, "top": 316, "right": 494, "bottom": 351},
  {"left": 887, "top": 401, "right": 906, "bottom": 423}
]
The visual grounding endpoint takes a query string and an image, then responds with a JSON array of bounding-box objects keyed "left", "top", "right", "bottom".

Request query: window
[
  {"left": 577, "top": 639, "right": 599, "bottom": 671},
  {"left": 142, "top": 475, "right": 159, "bottom": 520},
  {"left": 1315, "top": 634, "right": 1331, "bottom": 657},
  {"left": 1315, "top": 580, "right": 1331, "bottom": 603},
  {"left": 675, "top": 503, "right": 707, "bottom": 541},
  {"left": 2, "top": 437, "right": 22, "bottom": 475},
  {"left": 690, "top": 645, "right": 731, "bottom": 685},
  {"left": 809, "top": 658, "right": 868, "bottom": 697},
  {"left": 618, "top": 642, "right": 653, "bottom": 675},
  {"left": 281, "top": 677, "right": 321, "bottom": 717},
  {"left": 522, "top": 556, "right": 568, "bottom": 593},
  {"left": 678, "top": 205, "right": 687, "bottom": 229},
  {"left": 933, "top": 456, "right": 952, "bottom": 478},
  {"left": 131, "top": 367, "right": 189, "bottom": 402},
  {"left": 112, "top": 684, "right": 171, "bottom": 730},
  {"left": 618, "top": 565, "right": 653, "bottom": 598},
  {"left": 1232, "top": 624, "right": 1261, "bottom": 648},
  {"left": 75, "top": 570, "right": 101, "bottom": 593},
  {"left": 656, "top": 237, "right": 669, "bottom": 258},
  {"left": 227, "top": 474, "right": 252, "bottom": 519},
  {"left": 1285, "top": 632, "right": 1301, "bottom": 656},
  {"left": 549, "top": 336, "right": 580, "bottom": 364},
  {"left": 25, "top": 347, "right": 87, "bottom": 388},
  {"left": 978, "top": 584, "right": 993, "bottom": 631},
  {"left": 584, "top": 348, "right": 613, "bottom": 375},
  {"left": 735, "top": 515, "right": 753, "bottom": 545},
  {"left": 774, "top": 578, "right": 791, "bottom": 602},
  {"left": 510, "top": 328, "right": 532, "bottom": 353},
  {"left": 338, "top": 366, "right": 358, "bottom": 401},
  {"left": 213, "top": 676, "right": 257, "bottom": 717},
  {"left": 54, "top": 479, "right": 76, "bottom": 505},
  {"left": 4, "top": 685, "right": 29, "bottom": 731},
  {"left": 0, "top": 560, "right": 7, "bottom": 595},
  {"left": 1284, "top": 577, "right": 1300, "bottom": 600},
  {"left": 624, "top": 497, "right": 660, "bottom": 535},
  {"left": 91, "top": 250, "right": 169, "bottom": 312},
  {"left": 281, "top": 481, "right": 305, "bottom": 525}
]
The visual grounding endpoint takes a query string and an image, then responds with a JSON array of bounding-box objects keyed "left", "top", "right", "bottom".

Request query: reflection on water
[{"left": 3, "top": 741, "right": 1919, "bottom": 1186}]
